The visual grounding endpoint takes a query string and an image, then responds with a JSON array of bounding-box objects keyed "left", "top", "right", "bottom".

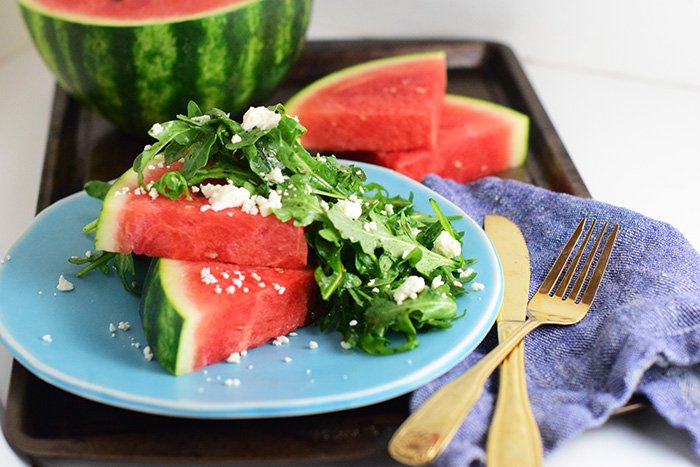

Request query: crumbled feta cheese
[
  {"left": 231, "top": 134, "right": 242, "bottom": 144},
  {"left": 453, "top": 280, "right": 463, "bottom": 288},
  {"left": 336, "top": 197, "right": 363, "bottom": 220},
  {"left": 340, "top": 341, "right": 352, "bottom": 350},
  {"left": 393, "top": 276, "right": 426, "bottom": 304},
  {"left": 118, "top": 321, "right": 130, "bottom": 331},
  {"left": 363, "top": 221, "right": 378, "bottom": 232},
  {"left": 254, "top": 190, "right": 282, "bottom": 217},
  {"left": 241, "top": 106, "right": 281, "bottom": 131},
  {"left": 459, "top": 268, "right": 475, "bottom": 279},
  {"left": 224, "top": 378, "right": 241, "bottom": 387},
  {"left": 309, "top": 340, "right": 319, "bottom": 349},
  {"left": 226, "top": 352, "right": 241, "bottom": 363},
  {"left": 320, "top": 200, "right": 330, "bottom": 211},
  {"left": 263, "top": 167, "right": 288, "bottom": 184},
  {"left": 471, "top": 282, "right": 485, "bottom": 291},
  {"left": 349, "top": 319, "right": 358, "bottom": 327},
  {"left": 283, "top": 356, "right": 292, "bottom": 363},
  {"left": 41, "top": 334, "right": 52, "bottom": 343},
  {"left": 241, "top": 198, "right": 259, "bottom": 215},
  {"left": 431, "top": 275, "right": 444, "bottom": 289},
  {"left": 109, "top": 323, "right": 117, "bottom": 333},
  {"left": 200, "top": 183, "right": 251, "bottom": 212},
  {"left": 191, "top": 115, "right": 211, "bottom": 124},
  {"left": 385, "top": 204, "right": 394, "bottom": 214},
  {"left": 151, "top": 123, "right": 165, "bottom": 136},
  {"left": 201, "top": 267, "right": 218, "bottom": 284},
  {"left": 433, "top": 231, "right": 462, "bottom": 258},
  {"left": 143, "top": 346, "right": 154, "bottom": 361},
  {"left": 56, "top": 274, "right": 74, "bottom": 291},
  {"left": 272, "top": 335, "right": 290, "bottom": 346}
]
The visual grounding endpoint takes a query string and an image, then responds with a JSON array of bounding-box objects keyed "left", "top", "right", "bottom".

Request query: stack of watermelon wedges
[
  {"left": 94, "top": 153, "right": 317, "bottom": 376},
  {"left": 285, "top": 51, "right": 530, "bottom": 183}
]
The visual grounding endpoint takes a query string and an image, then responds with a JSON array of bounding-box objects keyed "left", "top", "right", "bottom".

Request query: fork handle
[
  {"left": 388, "top": 318, "right": 542, "bottom": 466},
  {"left": 486, "top": 322, "right": 543, "bottom": 466}
]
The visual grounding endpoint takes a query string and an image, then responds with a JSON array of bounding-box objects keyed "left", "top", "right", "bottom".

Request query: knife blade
[{"left": 483, "top": 215, "right": 542, "bottom": 466}]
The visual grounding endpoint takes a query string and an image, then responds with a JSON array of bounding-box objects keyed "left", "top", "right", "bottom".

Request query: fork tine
[
  {"left": 567, "top": 221, "right": 607, "bottom": 300},
  {"left": 554, "top": 219, "right": 597, "bottom": 298},
  {"left": 580, "top": 223, "right": 618, "bottom": 305},
  {"left": 538, "top": 218, "right": 587, "bottom": 295}
]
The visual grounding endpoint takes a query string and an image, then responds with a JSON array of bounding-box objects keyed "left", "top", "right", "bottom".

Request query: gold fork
[{"left": 388, "top": 218, "right": 619, "bottom": 466}]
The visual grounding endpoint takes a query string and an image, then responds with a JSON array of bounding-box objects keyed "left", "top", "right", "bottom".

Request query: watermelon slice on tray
[
  {"left": 363, "top": 94, "right": 529, "bottom": 183},
  {"left": 141, "top": 259, "right": 317, "bottom": 375},
  {"left": 285, "top": 51, "right": 447, "bottom": 152},
  {"left": 285, "top": 52, "right": 529, "bottom": 183}
]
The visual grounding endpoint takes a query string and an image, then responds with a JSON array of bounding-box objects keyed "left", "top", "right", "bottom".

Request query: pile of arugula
[{"left": 73, "top": 103, "right": 477, "bottom": 355}]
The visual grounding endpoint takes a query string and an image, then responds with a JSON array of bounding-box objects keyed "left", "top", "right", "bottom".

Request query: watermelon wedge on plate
[
  {"left": 285, "top": 51, "right": 447, "bottom": 152},
  {"left": 17, "top": 0, "right": 313, "bottom": 133},
  {"left": 140, "top": 258, "right": 317, "bottom": 375},
  {"left": 94, "top": 160, "right": 308, "bottom": 269},
  {"left": 365, "top": 94, "right": 530, "bottom": 183}
]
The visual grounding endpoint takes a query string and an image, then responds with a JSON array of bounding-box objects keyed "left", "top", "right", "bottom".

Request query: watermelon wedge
[
  {"left": 285, "top": 51, "right": 447, "bottom": 152},
  {"left": 140, "top": 258, "right": 317, "bottom": 375},
  {"left": 354, "top": 94, "right": 529, "bottom": 183},
  {"left": 95, "top": 161, "right": 308, "bottom": 269}
]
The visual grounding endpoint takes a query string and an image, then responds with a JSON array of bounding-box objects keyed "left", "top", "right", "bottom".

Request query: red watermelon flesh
[
  {"left": 362, "top": 94, "right": 529, "bottom": 183},
  {"left": 95, "top": 161, "right": 308, "bottom": 269},
  {"left": 141, "top": 259, "right": 317, "bottom": 375},
  {"left": 27, "top": 0, "right": 247, "bottom": 21},
  {"left": 285, "top": 51, "right": 447, "bottom": 152}
]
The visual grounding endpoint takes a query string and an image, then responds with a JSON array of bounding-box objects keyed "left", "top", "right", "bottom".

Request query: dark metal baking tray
[{"left": 3, "top": 39, "right": 590, "bottom": 466}]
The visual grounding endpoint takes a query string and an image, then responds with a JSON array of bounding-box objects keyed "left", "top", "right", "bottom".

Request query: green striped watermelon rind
[
  {"left": 139, "top": 258, "right": 188, "bottom": 375},
  {"left": 17, "top": 0, "right": 312, "bottom": 133}
]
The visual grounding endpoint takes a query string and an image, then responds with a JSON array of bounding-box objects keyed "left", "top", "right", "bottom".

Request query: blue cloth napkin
[{"left": 412, "top": 175, "right": 700, "bottom": 466}]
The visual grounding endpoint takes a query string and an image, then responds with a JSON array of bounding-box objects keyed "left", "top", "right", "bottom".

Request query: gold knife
[{"left": 484, "top": 215, "right": 542, "bottom": 466}]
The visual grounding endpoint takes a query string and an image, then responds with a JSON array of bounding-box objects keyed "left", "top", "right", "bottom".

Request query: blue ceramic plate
[{"left": 0, "top": 162, "right": 502, "bottom": 419}]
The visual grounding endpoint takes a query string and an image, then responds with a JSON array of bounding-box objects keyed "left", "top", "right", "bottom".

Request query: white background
[{"left": 1, "top": 1, "right": 699, "bottom": 465}]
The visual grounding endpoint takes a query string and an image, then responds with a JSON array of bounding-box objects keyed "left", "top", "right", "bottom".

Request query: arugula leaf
[
  {"left": 326, "top": 204, "right": 458, "bottom": 276},
  {"left": 84, "top": 180, "right": 113, "bottom": 200},
  {"left": 69, "top": 251, "right": 140, "bottom": 296}
]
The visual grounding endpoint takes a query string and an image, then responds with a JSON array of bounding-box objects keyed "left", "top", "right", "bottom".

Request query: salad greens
[{"left": 73, "top": 102, "right": 478, "bottom": 355}]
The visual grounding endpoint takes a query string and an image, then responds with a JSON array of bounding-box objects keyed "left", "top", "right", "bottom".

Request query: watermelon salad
[
  {"left": 285, "top": 52, "right": 530, "bottom": 183},
  {"left": 71, "top": 102, "right": 479, "bottom": 375}
]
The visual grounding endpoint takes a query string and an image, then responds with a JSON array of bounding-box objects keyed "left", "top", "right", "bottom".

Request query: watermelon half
[
  {"left": 364, "top": 94, "right": 530, "bottom": 183},
  {"left": 285, "top": 51, "right": 447, "bottom": 152},
  {"left": 140, "top": 258, "right": 317, "bottom": 375},
  {"left": 17, "top": 0, "right": 312, "bottom": 133},
  {"left": 94, "top": 161, "right": 308, "bottom": 269}
]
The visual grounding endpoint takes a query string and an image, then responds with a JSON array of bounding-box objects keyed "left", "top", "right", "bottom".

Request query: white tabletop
[{"left": 1, "top": 1, "right": 699, "bottom": 466}]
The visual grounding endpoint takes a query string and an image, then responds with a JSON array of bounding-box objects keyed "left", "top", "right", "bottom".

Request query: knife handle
[
  {"left": 486, "top": 322, "right": 543, "bottom": 466},
  {"left": 388, "top": 318, "right": 541, "bottom": 466}
]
